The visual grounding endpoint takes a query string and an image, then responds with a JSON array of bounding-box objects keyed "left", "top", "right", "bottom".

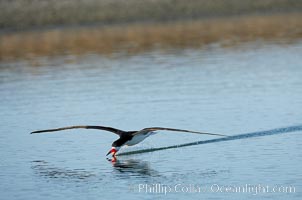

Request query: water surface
[{"left": 0, "top": 41, "right": 302, "bottom": 199}]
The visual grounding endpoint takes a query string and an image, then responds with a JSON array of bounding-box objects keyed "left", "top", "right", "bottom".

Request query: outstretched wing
[
  {"left": 31, "top": 125, "right": 125, "bottom": 136},
  {"left": 135, "top": 127, "right": 226, "bottom": 137}
]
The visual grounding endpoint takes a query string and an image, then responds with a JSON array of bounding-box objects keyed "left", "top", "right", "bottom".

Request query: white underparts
[{"left": 124, "top": 131, "right": 156, "bottom": 146}]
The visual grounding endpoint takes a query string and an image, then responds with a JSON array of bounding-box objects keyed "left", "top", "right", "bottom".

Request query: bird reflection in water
[
  {"left": 31, "top": 158, "right": 159, "bottom": 181},
  {"left": 108, "top": 158, "right": 160, "bottom": 178}
]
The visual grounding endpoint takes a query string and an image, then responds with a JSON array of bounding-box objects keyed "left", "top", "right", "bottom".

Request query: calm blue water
[{"left": 0, "top": 41, "right": 302, "bottom": 199}]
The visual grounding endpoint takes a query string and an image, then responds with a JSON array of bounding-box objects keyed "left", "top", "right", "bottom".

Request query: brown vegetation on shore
[{"left": 0, "top": 13, "right": 301, "bottom": 61}]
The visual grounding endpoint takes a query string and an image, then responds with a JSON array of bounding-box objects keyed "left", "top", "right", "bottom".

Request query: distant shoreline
[
  {"left": 1, "top": 12, "right": 301, "bottom": 61},
  {"left": 1, "top": 0, "right": 302, "bottom": 32}
]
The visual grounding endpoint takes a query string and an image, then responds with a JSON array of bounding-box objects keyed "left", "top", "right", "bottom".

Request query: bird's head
[{"left": 106, "top": 146, "right": 120, "bottom": 157}]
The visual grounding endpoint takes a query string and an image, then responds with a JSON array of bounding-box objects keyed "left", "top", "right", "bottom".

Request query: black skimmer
[{"left": 31, "top": 125, "right": 226, "bottom": 157}]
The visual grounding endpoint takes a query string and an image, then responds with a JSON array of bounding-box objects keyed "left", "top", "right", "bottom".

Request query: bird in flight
[{"left": 31, "top": 125, "right": 226, "bottom": 157}]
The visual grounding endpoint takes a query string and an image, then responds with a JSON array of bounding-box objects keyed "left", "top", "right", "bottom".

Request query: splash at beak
[{"left": 106, "top": 147, "right": 117, "bottom": 157}]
